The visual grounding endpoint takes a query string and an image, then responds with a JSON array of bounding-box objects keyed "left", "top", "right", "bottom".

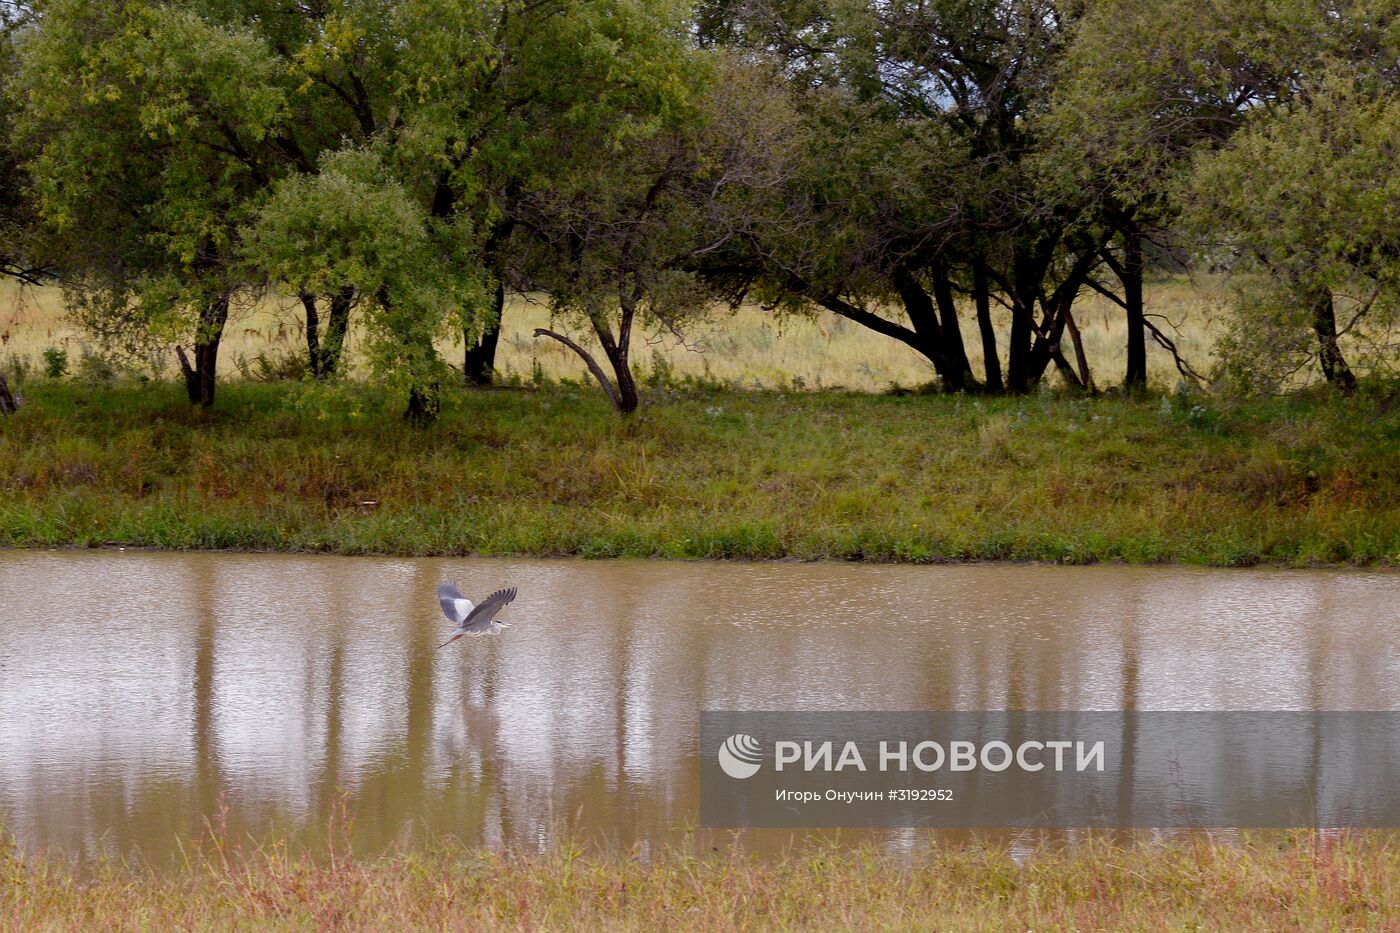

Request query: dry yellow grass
[
  {"left": 1, "top": 277, "right": 1227, "bottom": 392},
  {"left": 3, "top": 830, "right": 1396, "bottom": 931}
]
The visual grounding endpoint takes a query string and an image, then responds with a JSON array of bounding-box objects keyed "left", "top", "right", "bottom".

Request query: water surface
[{"left": 0, "top": 551, "right": 1395, "bottom": 863}]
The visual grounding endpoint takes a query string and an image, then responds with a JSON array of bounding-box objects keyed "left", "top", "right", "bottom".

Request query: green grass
[
  {"left": 4, "top": 830, "right": 1397, "bottom": 930},
  {"left": 1, "top": 378, "right": 1397, "bottom": 565}
]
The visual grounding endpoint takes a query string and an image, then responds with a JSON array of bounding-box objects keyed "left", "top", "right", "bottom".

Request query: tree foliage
[
  {"left": 1189, "top": 73, "right": 1400, "bottom": 391},
  {"left": 1053, "top": 0, "right": 1400, "bottom": 393},
  {"left": 514, "top": 54, "right": 793, "bottom": 413},
  {"left": 1, "top": 1, "right": 43, "bottom": 285},
  {"left": 5, "top": 0, "right": 1397, "bottom": 416},
  {"left": 15, "top": 0, "right": 298, "bottom": 403},
  {"left": 698, "top": 0, "right": 1113, "bottom": 394}
]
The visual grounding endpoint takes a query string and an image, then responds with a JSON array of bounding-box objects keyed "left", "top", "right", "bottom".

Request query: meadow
[
  {"left": 2, "top": 277, "right": 1225, "bottom": 393},
  {"left": 3, "top": 830, "right": 1395, "bottom": 931},
  {"left": 1, "top": 376, "right": 1395, "bottom": 566},
  {"left": 2, "top": 275, "right": 1395, "bottom": 566}
]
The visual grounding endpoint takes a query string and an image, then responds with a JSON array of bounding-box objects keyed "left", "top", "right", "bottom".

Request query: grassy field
[
  {"left": 3, "top": 831, "right": 1396, "bottom": 931},
  {"left": 2, "top": 277, "right": 1226, "bottom": 393},
  {"left": 1, "top": 378, "right": 1395, "bottom": 565}
]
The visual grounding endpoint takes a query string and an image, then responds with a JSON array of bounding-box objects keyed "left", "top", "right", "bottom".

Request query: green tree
[
  {"left": 514, "top": 54, "right": 778, "bottom": 413},
  {"left": 17, "top": 0, "right": 703, "bottom": 418},
  {"left": 699, "top": 0, "right": 1107, "bottom": 394},
  {"left": 245, "top": 148, "right": 483, "bottom": 417},
  {"left": 1, "top": 1, "right": 44, "bottom": 285},
  {"left": 262, "top": 0, "right": 711, "bottom": 416},
  {"left": 15, "top": 0, "right": 297, "bottom": 406},
  {"left": 1046, "top": 0, "right": 1333, "bottom": 391},
  {"left": 1189, "top": 75, "right": 1400, "bottom": 393},
  {"left": 1051, "top": 0, "right": 1400, "bottom": 393}
]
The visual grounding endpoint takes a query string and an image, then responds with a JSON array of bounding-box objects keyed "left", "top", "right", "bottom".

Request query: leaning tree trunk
[
  {"left": 533, "top": 327, "right": 621, "bottom": 409},
  {"left": 1309, "top": 287, "right": 1358, "bottom": 396},
  {"left": 889, "top": 267, "right": 956, "bottom": 389},
  {"left": 531, "top": 298, "right": 640, "bottom": 414},
  {"left": 1063, "top": 305, "right": 1094, "bottom": 392},
  {"left": 176, "top": 293, "right": 230, "bottom": 408},
  {"left": 1020, "top": 245, "right": 1104, "bottom": 392},
  {"left": 1031, "top": 303, "right": 1082, "bottom": 392},
  {"left": 465, "top": 281, "right": 504, "bottom": 386}
]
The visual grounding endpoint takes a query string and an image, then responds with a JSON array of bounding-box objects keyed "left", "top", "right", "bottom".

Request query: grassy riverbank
[
  {"left": 3, "top": 833, "right": 1396, "bottom": 930},
  {"left": 1, "top": 380, "right": 1397, "bottom": 565}
]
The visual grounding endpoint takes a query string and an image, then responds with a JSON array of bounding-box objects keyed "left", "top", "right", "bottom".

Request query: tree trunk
[
  {"left": 320, "top": 287, "right": 353, "bottom": 377},
  {"left": 1004, "top": 244, "right": 1050, "bottom": 394},
  {"left": 890, "top": 267, "right": 952, "bottom": 387},
  {"left": 1026, "top": 301, "right": 1070, "bottom": 389},
  {"left": 972, "top": 258, "right": 1002, "bottom": 393},
  {"left": 1063, "top": 305, "right": 1094, "bottom": 393},
  {"left": 600, "top": 297, "right": 639, "bottom": 414},
  {"left": 177, "top": 293, "right": 230, "bottom": 407},
  {"left": 608, "top": 346, "right": 639, "bottom": 413},
  {"left": 1122, "top": 222, "right": 1147, "bottom": 392},
  {"left": 1310, "top": 287, "right": 1358, "bottom": 396},
  {"left": 302, "top": 287, "right": 354, "bottom": 378},
  {"left": 300, "top": 292, "right": 322, "bottom": 374},
  {"left": 369, "top": 284, "right": 440, "bottom": 423},
  {"left": 929, "top": 259, "right": 975, "bottom": 391},
  {"left": 465, "top": 281, "right": 504, "bottom": 386},
  {"left": 534, "top": 327, "right": 619, "bottom": 408},
  {"left": 532, "top": 293, "right": 640, "bottom": 415},
  {"left": 533, "top": 328, "right": 631, "bottom": 412},
  {"left": 0, "top": 370, "right": 17, "bottom": 414},
  {"left": 1021, "top": 246, "right": 1102, "bottom": 391},
  {"left": 1006, "top": 282, "right": 1037, "bottom": 394},
  {"left": 404, "top": 382, "right": 440, "bottom": 423}
]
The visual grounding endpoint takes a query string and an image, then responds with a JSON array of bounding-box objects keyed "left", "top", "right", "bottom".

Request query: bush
[{"left": 41, "top": 346, "right": 67, "bottom": 379}]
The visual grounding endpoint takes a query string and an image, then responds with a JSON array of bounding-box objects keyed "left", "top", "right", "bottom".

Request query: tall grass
[
  {"left": 3, "top": 277, "right": 1227, "bottom": 393},
  {"left": 1, "top": 379, "right": 1395, "bottom": 565},
  {"left": 2, "top": 828, "right": 1396, "bottom": 931}
]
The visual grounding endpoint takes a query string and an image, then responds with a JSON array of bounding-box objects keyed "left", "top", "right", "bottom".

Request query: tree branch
[
  {"left": 1142, "top": 317, "right": 1206, "bottom": 386},
  {"left": 532, "top": 328, "right": 623, "bottom": 411},
  {"left": 1084, "top": 275, "right": 1129, "bottom": 310},
  {"left": 0, "top": 261, "right": 49, "bottom": 287}
]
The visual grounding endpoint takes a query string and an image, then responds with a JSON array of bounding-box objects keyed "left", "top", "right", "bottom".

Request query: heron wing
[
  {"left": 437, "top": 582, "right": 473, "bottom": 625},
  {"left": 461, "top": 587, "right": 517, "bottom": 633}
]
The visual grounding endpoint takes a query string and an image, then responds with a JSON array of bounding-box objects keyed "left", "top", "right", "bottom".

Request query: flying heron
[{"left": 436, "top": 583, "right": 518, "bottom": 648}]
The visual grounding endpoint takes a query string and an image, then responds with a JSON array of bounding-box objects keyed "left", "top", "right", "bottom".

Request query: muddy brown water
[{"left": 0, "top": 550, "right": 1396, "bottom": 864}]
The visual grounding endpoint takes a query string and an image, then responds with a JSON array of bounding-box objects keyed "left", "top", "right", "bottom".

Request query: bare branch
[
  {"left": 532, "top": 328, "right": 623, "bottom": 411},
  {"left": 1142, "top": 317, "right": 1206, "bottom": 386}
]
